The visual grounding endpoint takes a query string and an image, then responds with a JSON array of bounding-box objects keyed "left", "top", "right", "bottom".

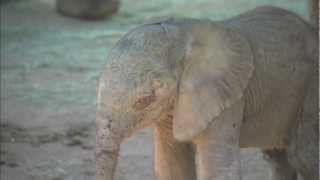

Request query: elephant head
[{"left": 95, "top": 19, "right": 254, "bottom": 180}]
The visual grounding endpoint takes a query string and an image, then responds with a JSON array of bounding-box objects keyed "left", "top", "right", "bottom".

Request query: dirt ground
[{"left": 0, "top": 0, "right": 309, "bottom": 180}]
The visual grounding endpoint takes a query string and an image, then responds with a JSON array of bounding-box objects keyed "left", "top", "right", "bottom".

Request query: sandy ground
[{"left": 0, "top": 0, "right": 309, "bottom": 180}]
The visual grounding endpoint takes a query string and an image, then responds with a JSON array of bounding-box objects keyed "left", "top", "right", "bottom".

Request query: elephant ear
[{"left": 173, "top": 23, "right": 254, "bottom": 141}]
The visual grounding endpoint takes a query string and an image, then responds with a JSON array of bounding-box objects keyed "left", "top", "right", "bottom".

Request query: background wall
[{"left": 0, "top": 0, "right": 312, "bottom": 180}]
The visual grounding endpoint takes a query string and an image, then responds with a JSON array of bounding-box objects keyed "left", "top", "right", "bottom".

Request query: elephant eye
[{"left": 132, "top": 90, "right": 156, "bottom": 111}]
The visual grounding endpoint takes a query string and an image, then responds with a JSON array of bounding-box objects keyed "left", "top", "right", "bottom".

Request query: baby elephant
[{"left": 95, "top": 6, "right": 317, "bottom": 180}]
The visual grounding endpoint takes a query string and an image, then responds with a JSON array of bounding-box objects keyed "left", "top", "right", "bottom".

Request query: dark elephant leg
[
  {"left": 154, "top": 116, "right": 196, "bottom": 180},
  {"left": 288, "top": 117, "right": 318, "bottom": 180},
  {"left": 287, "top": 74, "right": 319, "bottom": 180},
  {"left": 263, "top": 149, "right": 297, "bottom": 180}
]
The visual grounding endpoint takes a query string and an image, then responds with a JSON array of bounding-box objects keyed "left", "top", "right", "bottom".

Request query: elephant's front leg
[
  {"left": 193, "top": 100, "right": 244, "bottom": 180},
  {"left": 154, "top": 116, "right": 196, "bottom": 180}
]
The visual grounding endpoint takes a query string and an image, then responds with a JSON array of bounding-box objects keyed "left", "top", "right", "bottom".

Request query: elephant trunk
[
  {"left": 95, "top": 145, "right": 119, "bottom": 180},
  {"left": 95, "top": 112, "right": 123, "bottom": 180}
]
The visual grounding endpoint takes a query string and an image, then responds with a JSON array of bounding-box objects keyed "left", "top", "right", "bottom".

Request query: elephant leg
[
  {"left": 154, "top": 116, "right": 196, "bottom": 180},
  {"left": 193, "top": 100, "right": 244, "bottom": 180},
  {"left": 287, "top": 73, "right": 319, "bottom": 180},
  {"left": 263, "top": 149, "right": 297, "bottom": 180}
]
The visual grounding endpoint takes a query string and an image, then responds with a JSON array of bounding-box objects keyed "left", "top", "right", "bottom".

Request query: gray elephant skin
[
  {"left": 56, "top": 0, "right": 119, "bottom": 19},
  {"left": 95, "top": 6, "right": 318, "bottom": 180}
]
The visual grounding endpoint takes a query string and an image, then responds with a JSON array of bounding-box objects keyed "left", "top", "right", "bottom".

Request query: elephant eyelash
[{"left": 132, "top": 90, "right": 156, "bottom": 111}]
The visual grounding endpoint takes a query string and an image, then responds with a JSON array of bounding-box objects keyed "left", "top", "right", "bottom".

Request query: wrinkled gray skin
[
  {"left": 288, "top": 71, "right": 318, "bottom": 180},
  {"left": 56, "top": 0, "right": 119, "bottom": 19},
  {"left": 96, "top": 6, "right": 317, "bottom": 180}
]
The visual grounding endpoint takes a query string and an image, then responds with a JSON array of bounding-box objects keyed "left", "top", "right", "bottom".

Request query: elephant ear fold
[{"left": 173, "top": 24, "right": 254, "bottom": 141}]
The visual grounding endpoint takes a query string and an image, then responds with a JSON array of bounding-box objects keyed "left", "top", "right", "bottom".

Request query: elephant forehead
[
  {"left": 104, "top": 25, "right": 174, "bottom": 78},
  {"left": 112, "top": 24, "right": 170, "bottom": 58}
]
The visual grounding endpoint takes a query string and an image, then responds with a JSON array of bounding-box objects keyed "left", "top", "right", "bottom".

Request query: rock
[{"left": 56, "top": 0, "right": 120, "bottom": 20}]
